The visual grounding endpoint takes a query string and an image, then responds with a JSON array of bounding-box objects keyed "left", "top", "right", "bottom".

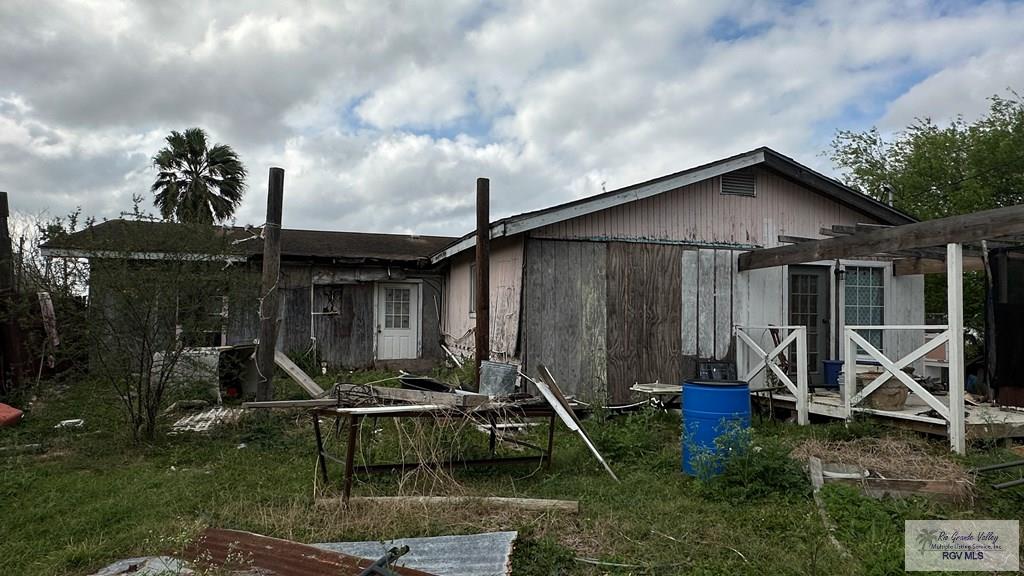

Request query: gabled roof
[
  {"left": 430, "top": 146, "right": 916, "bottom": 263},
  {"left": 41, "top": 219, "right": 455, "bottom": 265}
]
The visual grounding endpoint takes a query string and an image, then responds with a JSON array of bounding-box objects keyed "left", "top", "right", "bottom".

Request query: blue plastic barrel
[
  {"left": 681, "top": 380, "right": 751, "bottom": 476},
  {"left": 823, "top": 360, "right": 843, "bottom": 387}
]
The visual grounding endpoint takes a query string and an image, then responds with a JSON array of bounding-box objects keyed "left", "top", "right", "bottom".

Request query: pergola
[{"left": 738, "top": 203, "right": 1024, "bottom": 454}]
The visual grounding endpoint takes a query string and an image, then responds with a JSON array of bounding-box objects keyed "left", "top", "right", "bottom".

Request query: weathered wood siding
[
  {"left": 523, "top": 239, "right": 607, "bottom": 400},
  {"left": 680, "top": 248, "right": 739, "bottom": 362},
  {"left": 733, "top": 266, "right": 788, "bottom": 389},
  {"left": 605, "top": 242, "right": 684, "bottom": 402},
  {"left": 532, "top": 168, "right": 878, "bottom": 247},
  {"left": 224, "top": 262, "right": 443, "bottom": 369},
  {"left": 443, "top": 236, "right": 524, "bottom": 359},
  {"left": 884, "top": 270, "right": 926, "bottom": 371},
  {"left": 312, "top": 283, "right": 374, "bottom": 368}
]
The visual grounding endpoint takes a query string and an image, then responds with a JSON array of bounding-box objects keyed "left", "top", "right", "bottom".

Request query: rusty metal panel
[{"left": 184, "top": 528, "right": 437, "bottom": 576}]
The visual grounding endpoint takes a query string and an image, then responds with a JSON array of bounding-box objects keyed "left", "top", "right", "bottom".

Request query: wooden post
[
  {"left": 946, "top": 242, "right": 966, "bottom": 454},
  {"left": 795, "top": 326, "right": 809, "bottom": 425},
  {"left": 474, "top": 177, "right": 490, "bottom": 389},
  {"left": 844, "top": 327, "right": 856, "bottom": 420},
  {"left": 255, "top": 168, "right": 284, "bottom": 401},
  {"left": 0, "top": 192, "right": 22, "bottom": 392}
]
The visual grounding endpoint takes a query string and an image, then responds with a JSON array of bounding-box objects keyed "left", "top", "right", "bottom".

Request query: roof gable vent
[{"left": 721, "top": 169, "right": 756, "bottom": 197}]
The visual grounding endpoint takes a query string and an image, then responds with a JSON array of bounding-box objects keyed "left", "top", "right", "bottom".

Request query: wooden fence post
[
  {"left": 474, "top": 177, "right": 490, "bottom": 389},
  {"left": 255, "top": 168, "right": 284, "bottom": 401}
]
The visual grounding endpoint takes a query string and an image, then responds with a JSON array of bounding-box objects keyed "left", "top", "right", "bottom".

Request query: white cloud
[{"left": 1, "top": 0, "right": 1022, "bottom": 237}]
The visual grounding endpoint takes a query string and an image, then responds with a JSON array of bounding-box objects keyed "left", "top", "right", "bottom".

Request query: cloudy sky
[{"left": 2, "top": 0, "right": 1022, "bottom": 237}]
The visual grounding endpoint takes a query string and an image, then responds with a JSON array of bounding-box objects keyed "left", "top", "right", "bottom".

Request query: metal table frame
[{"left": 311, "top": 404, "right": 558, "bottom": 501}]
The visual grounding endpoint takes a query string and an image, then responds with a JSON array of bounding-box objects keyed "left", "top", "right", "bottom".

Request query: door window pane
[
  {"left": 790, "top": 273, "right": 821, "bottom": 372},
  {"left": 845, "top": 267, "right": 883, "bottom": 351},
  {"left": 384, "top": 287, "right": 410, "bottom": 329}
]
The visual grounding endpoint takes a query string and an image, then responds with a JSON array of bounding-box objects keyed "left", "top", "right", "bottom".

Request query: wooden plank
[
  {"left": 698, "top": 249, "right": 715, "bottom": 358},
  {"left": 274, "top": 349, "right": 325, "bottom": 397},
  {"left": 244, "top": 398, "right": 335, "bottom": 408},
  {"left": 523, "top": 238, "right": 544, "bottom": 384},
  {"left": 642, "top": 245, "right": 681, "bottom": 386},
  {"left": 714, "top": 250, "right": 733, "bottom": 360},
  {"left": 628, "top": 244, "right": 649, "bottom": 388},
  {"left": 343, "top": 496, "right": 579, "bottom": 513},
  {"left": 740, "top": 203, "right": 1024, "bottom": 271},
  {"left": 333, "top": 384, "right": 490, "bottom": 407},
  {"left": 556, "top": 241, "right": 581, "bottom": 396},
  {"left": 681, "top": 250, "right": 698, "bottom": 355},
  {"left": 581, "top": 242, "right": 608, "bottom": 401},
  {"left": 605, "top": 242, "right": 631, "bottom": 402}
]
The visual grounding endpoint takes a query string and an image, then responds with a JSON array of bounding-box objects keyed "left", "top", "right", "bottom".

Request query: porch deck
[{"left": 753, "top": 390, "right": 1024, "bottom": 440}]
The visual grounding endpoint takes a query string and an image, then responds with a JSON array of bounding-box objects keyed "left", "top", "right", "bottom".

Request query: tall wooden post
[
  {"left": 255, "top": 168, "right": 284, "bottom": 401},
  {"left": 0, "top": 192, "right": 22, "bottom": 392},
  {"left": 474, "top": 178, "right": 490, "bottom": 389},
  {"left": 946, "top": 242, "right": 966, "bottom": 454}
]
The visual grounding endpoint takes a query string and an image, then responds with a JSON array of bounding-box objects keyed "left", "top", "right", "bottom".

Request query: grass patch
[{"left": 1, "top": 375, "right": 1020, "bottom": 575}]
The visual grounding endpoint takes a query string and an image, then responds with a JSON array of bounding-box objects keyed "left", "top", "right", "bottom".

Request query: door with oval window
[{"left": 376, "top": 283, "right": 420, "bottom": 360}]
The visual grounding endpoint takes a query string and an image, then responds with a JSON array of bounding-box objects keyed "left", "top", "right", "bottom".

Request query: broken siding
[
  {"left": 523, "top": 239, "right": 607, "bottom": 401},
  {"left": 532, "top": 168, "right": 879, "bottom": 247},
  {"left": 443, "top": 236, "right": 524, "bottom": 359},
  {"left": 312, "top": 283, "right": 374, "bottom": 368},
  {"left": 680, "top": 248, "right": 738, "bottom": 362}
]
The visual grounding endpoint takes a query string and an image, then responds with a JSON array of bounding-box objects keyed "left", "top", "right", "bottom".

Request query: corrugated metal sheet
[{"left": 316, "top": 531, "right": 516, "bottom": 576}]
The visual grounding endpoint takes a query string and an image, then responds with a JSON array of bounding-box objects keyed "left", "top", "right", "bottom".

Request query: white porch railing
[
  {"left": 735, "top": 325, "right": 809, "bottom": 425},
  {"left": 843, "top": 325, "right": 963, "bottom": 452}
]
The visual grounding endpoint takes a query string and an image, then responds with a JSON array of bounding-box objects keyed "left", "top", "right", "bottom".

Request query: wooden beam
[
  {"left": 739, "top": 203, "right": 1024, "bottom": 271},
  {"left": 274, "top": 350, "right": 325, "bottom": 397},
  {"left": 893, "top": 256, "right": 986, "bottom": 276}
]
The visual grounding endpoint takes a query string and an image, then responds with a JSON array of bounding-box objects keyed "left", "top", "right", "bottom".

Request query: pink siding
[
  {"left": 443, "top": 236, "right": 523, "bottom": 359},
  {"left": 532, "top": 168, "right": 879, "bottom": 246}
]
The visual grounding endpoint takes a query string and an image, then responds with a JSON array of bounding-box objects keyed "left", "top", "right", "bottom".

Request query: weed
[{"left": 689, "top": 421, "right": 809, "bottom": 501}]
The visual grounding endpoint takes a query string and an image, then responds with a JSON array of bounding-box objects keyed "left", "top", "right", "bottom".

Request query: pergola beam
[
  {"left": 892, "top": 256, "right": 986, "bottom": 276},
  {"left": 740, "top": 203, "right": 1024, "bottom": 271}
]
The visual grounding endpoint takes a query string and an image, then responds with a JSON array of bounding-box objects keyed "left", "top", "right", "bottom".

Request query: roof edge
[{"left": 430, "top": 146, "right": 917, "bottom": 263}]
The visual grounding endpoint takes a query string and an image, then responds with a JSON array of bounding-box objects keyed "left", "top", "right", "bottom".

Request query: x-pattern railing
[
  {"left": 735, "top": 325, "right": 808, "bottom": 425},
  {"left": 843, "top": 325, "right": 951, "bottom": 422}
]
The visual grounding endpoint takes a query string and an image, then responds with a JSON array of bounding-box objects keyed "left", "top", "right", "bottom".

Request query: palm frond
[{"left": 150, "top": 128, "right": 246, "bottom": 224}]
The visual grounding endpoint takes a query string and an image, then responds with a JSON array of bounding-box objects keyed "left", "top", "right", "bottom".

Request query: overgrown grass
[{"left": 1, "top": 375, "right": 1020, "bottom": 575}]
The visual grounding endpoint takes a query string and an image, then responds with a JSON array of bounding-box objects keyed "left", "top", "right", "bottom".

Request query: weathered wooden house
[
  {"left": 42, "top": 221, "right": 454, "bottom": 369},
  {"left": 435, "top": 147, "right": 924, "bottom": 401},
  {"left": 44, "top": 147, "right": 928, "bottom": 395}
]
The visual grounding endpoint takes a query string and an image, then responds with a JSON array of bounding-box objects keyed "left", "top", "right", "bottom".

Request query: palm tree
[{"left": 151, "top": 128, "right": 247, "bottom": 224}]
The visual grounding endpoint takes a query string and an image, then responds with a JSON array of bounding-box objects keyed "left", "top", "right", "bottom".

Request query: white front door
[{"left": 376, "top": 283, "right": 420, "bottom": 360}]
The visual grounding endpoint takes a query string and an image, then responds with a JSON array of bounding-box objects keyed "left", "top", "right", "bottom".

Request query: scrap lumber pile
[{"left": 793, "top": 436, "right": 973, "bottom": 503}]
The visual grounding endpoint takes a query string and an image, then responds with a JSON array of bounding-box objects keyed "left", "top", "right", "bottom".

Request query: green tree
[
  {"left": 151, "top": 127, "right": 247, "bottom": 224},
  {"left": 830, "top": 94, "right": 1024, "bottom": 219},
  {"left": 829, "top": 93, "right": 1024, "bottom": 331}
]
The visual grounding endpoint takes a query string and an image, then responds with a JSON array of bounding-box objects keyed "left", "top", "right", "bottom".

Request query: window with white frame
[
  {"left": 384, "top": 287, "right": 411, "bottom": 329},
  {"left": 845, "top": 266, "right": 884, "bottom": 352}
]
